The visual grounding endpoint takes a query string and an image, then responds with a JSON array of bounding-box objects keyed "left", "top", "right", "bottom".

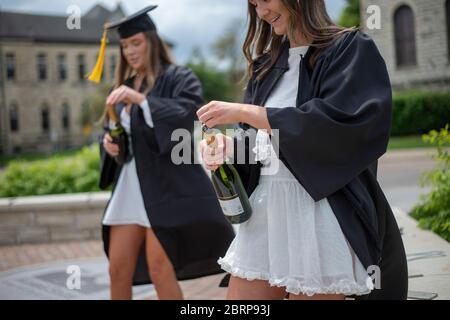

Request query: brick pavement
[
  {"left": 0, "top": 239, "right": 228, "bottom": 299},
  {"left": 0, "top": 240, "right": 104, "bottom": 272},
  {"left": 147, "top": 275, "right": 228, "bottom": 300}
]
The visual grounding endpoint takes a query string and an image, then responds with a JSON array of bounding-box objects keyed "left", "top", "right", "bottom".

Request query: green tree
[
  {"left": 410, "top": 125, "right": 450, "bottom": 242},
  {"left": 211, "top": 18, "right": 246, "bottom": 101},
  {"left": 211, "top": 19, "right": 246, "bottom": 76},
  {"left": 187, "top": 52, "right": 234, "bottom": 103},
  {"left": 187, "top": 18, "right": 247, "bottom": 104},
  {"left": 338, "top": 0, "right": 361, "bottom": 28}
]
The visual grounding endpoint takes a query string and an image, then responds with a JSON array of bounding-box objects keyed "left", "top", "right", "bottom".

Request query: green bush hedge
[
  {"left": 391, "top": 91, "right": 450, "bottom": 136},
  {"left": 0, "top": 145, "right": 101, "bottom": 197},
  {"left": 410, "top": 125, "right": 450, "bottom": 242}
]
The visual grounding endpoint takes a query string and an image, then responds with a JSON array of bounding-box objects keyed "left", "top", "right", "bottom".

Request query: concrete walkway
[
  {"left": 0, "top": 250, "right": 227, "bottom": 300},
  {"left": 0, "top": 207, "right": 448, "bottom": 300},
  {"left": 394, "top": 208, "right": 450, "bottom": 300}
]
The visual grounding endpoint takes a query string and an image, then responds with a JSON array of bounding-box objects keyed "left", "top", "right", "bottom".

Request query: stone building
[
  {"left": 0, "top": 5, "right": 124, "bottom": 155},
  {"left": 360, "top": 0, "right": 450, "bottom": 92}
]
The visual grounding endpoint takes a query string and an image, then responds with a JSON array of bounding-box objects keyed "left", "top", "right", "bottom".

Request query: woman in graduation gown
[
  {"left": 198, "top": 0, "right": 408, "bottom": 300},
  {"left": 95, "top": 5, "right": 235, "bottom": 300}
]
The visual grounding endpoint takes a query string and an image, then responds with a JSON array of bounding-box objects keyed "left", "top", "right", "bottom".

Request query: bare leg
[
  {"left": 108, "top": 225, "right": 146, "bottom": 300},
  {"left": 145, "top": 228, "right": 183, "bottom": 300},
  {"left": 227, "top": 276, "right": 286, "bottom": 300}
]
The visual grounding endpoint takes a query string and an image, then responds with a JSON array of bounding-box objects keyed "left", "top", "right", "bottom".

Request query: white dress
[
  {"left": 218, "top": 46, "right": 373, "bottom": 296},
  {"left": 102, "top": 101, "right": 154, "bottom": 228}
]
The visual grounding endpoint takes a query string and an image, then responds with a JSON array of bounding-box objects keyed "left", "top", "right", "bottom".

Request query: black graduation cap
[
  {"left": 88, "top": 5, "right": 158, "bottom": 83},
  {"left": 106, "top": 5, "right": 158, "bottom": 39}
]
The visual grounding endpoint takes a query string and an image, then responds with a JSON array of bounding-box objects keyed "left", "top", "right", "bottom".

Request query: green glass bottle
[
  {"left": 107, "top": 104, "right": 129, "bottom": 165},
  {"left": 202, "top": 124, "right": 252, "bottom": 224}
]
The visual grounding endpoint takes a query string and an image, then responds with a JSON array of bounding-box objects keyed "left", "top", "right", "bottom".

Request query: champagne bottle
[
  {"left": 202, "top": 124, "right": 252, "bottom": 224},
  {"left": 107, "top": 104, "right": 129, "bottom": 165}
]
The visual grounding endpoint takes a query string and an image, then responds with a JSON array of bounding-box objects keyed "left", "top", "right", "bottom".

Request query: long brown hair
[
  {"left": 101, "top": 31, "right": 175, "bottom": 124},
  {"left": 244, "top": 0, "right": 355, "bottom": 80}
]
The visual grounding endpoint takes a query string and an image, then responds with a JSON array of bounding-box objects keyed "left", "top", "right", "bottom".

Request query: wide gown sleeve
[
  {"left": 266, "top": 32, "right": 392, "bottom": 201},
  {"left": 145, "top": 66, "right": 203, "bottom": 155},
  {"left": 99, "top": 125, "right": 118, "bottom": 190}
]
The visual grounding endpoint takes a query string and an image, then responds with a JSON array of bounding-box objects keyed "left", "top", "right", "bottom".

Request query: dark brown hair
[
  {"left": 101, "top": 31, "right": 174, "bottom": 124},
  {"left": 244, "top": 0, "right": 355, "bottom": 80}
]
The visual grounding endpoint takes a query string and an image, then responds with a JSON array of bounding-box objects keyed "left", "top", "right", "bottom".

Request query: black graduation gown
[
  {"left": 99, "top": 64, "right": 235, "bottom": 285},
  {"left": 234, "top": 31, "right": 408, "bottom": 299}
]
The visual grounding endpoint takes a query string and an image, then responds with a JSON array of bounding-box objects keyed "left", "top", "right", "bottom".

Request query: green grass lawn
[{"left": 388, "top": 135, "right": 433, "bottom": 150}]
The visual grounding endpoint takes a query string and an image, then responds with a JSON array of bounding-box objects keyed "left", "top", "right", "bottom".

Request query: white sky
[{"left": 0, "top": 0, "right": 346, "bottom": 63}]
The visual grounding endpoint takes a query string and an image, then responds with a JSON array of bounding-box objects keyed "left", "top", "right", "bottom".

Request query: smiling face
[
  {"left": 120, "top": 32, "right": 149, "bottom": 72},
  {"left": 249, "top": 0, "right": 291, "bottom": 36},
  {"left": 244, "top": 0, "right": 346, "bottom": 80}
]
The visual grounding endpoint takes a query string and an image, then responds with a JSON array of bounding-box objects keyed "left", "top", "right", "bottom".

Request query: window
[
  {"left": 58, "top": 54, "right": 67, "bottom": 80},
  {"left": 62, "top": 103, "right": 70, "bottom": 130},
  {"left": 41, "top": 105, "right": 50, "bottom": 132},
  {"left": 447, "top": 0, "right": 450, "bottom": 62},
  {"left": 110, "top": 55, "right": 117, "bottom": 80},
  {"left": 78, "top": 54, "right": 86, "bottom": 81},
  {"left": 37, "top": 53, "right": 47, "bottom": 80},
  {"left": 6, "top": 53, "right": 15, "bottom": 80},
  {"left": 9, "top": 103, "right": 19, "bottom": 132},
  {"left": 394, "top": 5, "right": 417, "bottom": 67}
]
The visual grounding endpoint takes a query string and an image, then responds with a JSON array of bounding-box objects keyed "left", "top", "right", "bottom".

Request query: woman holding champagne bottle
[
  {"left": 198, "top": 0, "right": 408, "bottom": 300},
  {"left": 95, "top": 5, "right": 234, "bottom": 300}
]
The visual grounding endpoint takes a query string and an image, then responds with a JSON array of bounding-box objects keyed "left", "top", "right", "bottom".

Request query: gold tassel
[{"left": 88, "top": 30, "right": 107, "bottom": 83}]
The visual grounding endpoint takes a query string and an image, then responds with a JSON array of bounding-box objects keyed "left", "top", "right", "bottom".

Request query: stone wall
[
  {"left": 0, "top": 192, "right": 110, "bottom": 245},
  {"left": 360, "top": 0, "right": 450, "bottom": 92}
]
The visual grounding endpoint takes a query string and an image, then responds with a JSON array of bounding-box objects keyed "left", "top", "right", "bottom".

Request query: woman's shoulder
[
  {"left": 321, "top": 29, "right": 380, "bottom": 60},
  {"left": 162, "top": 63, "right": 199, "bottom": 81}
]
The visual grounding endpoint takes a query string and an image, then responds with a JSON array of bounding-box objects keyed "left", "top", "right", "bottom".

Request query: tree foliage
[{"left": 338, "top": 0, "right": 361, "bottom": 28}]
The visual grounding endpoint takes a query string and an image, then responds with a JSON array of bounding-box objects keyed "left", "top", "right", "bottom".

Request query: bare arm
[{"left": 197, "top": 101, "right": 272, "bottom": 133}]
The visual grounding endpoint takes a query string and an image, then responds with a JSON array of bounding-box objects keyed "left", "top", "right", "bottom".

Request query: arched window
[
  {"left": 446, "top": 0, "right": 450, "bottom": 62},
  {"left": 9, "top": 102, "right": 19, "bottom": 132},
  {"left": 394, "top": 5, "right": 417, "bottom": 67},
  {"left": 62, "top": 103, "right": 70, "bottom": 131},
  {"left": 41, "top": 104, "right": 50, "bottom": 132}
]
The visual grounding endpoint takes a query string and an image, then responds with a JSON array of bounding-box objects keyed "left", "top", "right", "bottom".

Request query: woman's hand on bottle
[
  {"left": 103, "top": 133, "right": 119, "bottom": 157},
  {"left": 197, "top": 101, "right": 272, "bottom": 133},
  {"left": 106, "top": 85, "right": 146, "bottom": 106},
  {"left": 199, "top": 133, "right": 233, "bottom": 171}
]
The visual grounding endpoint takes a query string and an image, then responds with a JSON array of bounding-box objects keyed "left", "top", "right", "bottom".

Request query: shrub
[
  {"left": 0, "top": 144, "right": 101, "bottom": 197},
  {"left": 391, "top": 91, "right": 450, "bottom": 136},
  {"left": 410, "top": 125, "right": 450, "bottom": 242}
]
